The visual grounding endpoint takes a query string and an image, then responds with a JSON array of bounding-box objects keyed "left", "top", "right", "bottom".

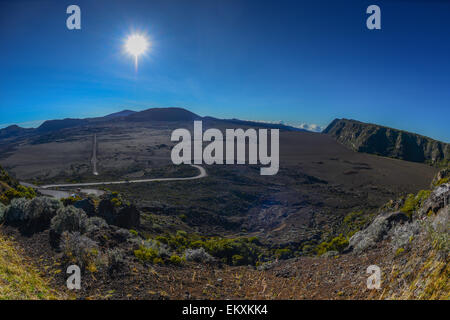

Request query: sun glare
[{"left": 125, "top": 34, "right": 149, "bottom": 70}]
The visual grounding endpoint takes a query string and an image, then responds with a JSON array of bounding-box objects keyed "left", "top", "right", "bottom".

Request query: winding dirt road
[
  {"left": 21, "top": 164, "right": 207, "bottom": 199},
  {"left": 20, "top": 134, "right": 207, "bottom": 197},
  {"left": 38, "top": 164, "right": 207, "bottom": 189}
]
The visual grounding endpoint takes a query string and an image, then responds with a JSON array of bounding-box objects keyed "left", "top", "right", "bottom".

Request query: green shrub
[
  {"left": 176, "top": 230, "right": 187, "bottom": 238},
  {"left": 395, "top": 247, "right": 405, "bottom": 256},
  {"left": 107, "top": 248, "right": 126, "bottom": 273},
  {"left": 134, "top": 239, "right": 170, "bottom": 264},
  {"left": 434, "top": 177, "right": 449, "bottom": 187},
  {"left": 85, "top": 217, "right": 108, "bottom": 233},
  {"left": 5, "top": 197, "right": 63, "bottom": 234},
  {"left": 111, "top": 197, "right": 122, "bottom": 207},
  {"left": 316, "top": 234, "right": 349, "bottom": 256},
  {"left": 202, "top": 238, "right": 261, "bottom": 265},
  {"left": 59, "top": 231, "right": 99, "bottom": 272},
  {"left": 169, "top": 255, "right": 184, "bottom": 265},
  {"left": 401, "top": 190, "right": 431, "bottom": 218},
  {"left": 134, "top": 246, "right": 159, "bottom": 262},
  {"left": 50, "top": 206, "right": 89, "bottom": 236},
  {"left": 274, "top": 248, "right": 292, "bottom": 260},
  {"left": 136, "top": 232, "right": 266, "bottom": 266},
  {"left": 232, "top": 254, "right": 245, "bottom": 266},
  {"left": 61, "top": 195, "right": 82, "bottom": 206},
  {"left": 1, "top": 185, "right": 36, "bottom": 205}
]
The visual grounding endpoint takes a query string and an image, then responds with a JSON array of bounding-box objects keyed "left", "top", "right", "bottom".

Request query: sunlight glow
[{"left": 125, "top": 34, "right": 149, "bottom": 70}]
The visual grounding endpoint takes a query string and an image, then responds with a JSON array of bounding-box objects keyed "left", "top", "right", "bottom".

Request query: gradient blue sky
[{"left": 0, "top": 0, "right": 449, "bottom": 141}]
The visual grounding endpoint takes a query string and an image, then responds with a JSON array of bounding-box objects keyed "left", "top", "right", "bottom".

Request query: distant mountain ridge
[
  {"left": 126, "top": 107, "right": 201, "bottom": 122},
  {"left": 323, "top": 118, "right": 450, "bottom": 165},
  {"left": 0, "top": 107, "right": 304, "bottom": 139},
  {"left": 0, "top": 125, "right": 34, "bottom": 139},
  {"left": 103, "top": 110, "right": 137, "bottom": 118}
]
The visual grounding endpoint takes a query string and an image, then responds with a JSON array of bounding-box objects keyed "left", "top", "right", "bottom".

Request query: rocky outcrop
[
  {"left": 73, "top": 198, "right": 96, "bottom": 217},
  {"left": 345, "top": 211, "right": 409, "bottom": 254},
  {"left": 323, "top": 119, "right": 450, "bottom": 165},
  {"left": 98, "top": 199, "right": 140, "bottom": 229},
  {"left": 346, "top": 182, "right": 449, "bottom": 255},
  {"left": 419, "top": 183, "right": 449, "bottom": 217}
]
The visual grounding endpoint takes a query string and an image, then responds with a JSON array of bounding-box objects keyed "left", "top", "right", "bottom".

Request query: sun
[{"left": 124, "top": 34, "right": 150, "bottom": 70}]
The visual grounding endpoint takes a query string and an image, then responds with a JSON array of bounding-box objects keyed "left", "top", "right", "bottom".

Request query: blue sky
[{"left": 0, "top": 0, "right": 449, "bottom": 141}]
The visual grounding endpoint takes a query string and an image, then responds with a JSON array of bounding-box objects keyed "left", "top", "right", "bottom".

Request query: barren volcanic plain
[{"left": 0, "top": 109, "right": 437, "bottom": 247}]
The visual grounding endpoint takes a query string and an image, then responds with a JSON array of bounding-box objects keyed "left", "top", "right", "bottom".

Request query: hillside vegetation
[
  {"left": 0, "top": 166, "right": 63, "bottom": 299},
  {"left": 0, "top": 162, "right": 447, "bottom": 300},
  {"left": 0, "top": 234, "right": 64, "bottom": 299}
]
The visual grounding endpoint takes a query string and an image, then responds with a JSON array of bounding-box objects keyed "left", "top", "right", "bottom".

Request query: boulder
[
  {"left": 73, "top": 198, "right": 96, "bottom": 216},
  {"left": 116, "top": 205, "right": 140, "bottom": 229},
  {"left": 419, "top": 183, "right": 449, "bottom": 217},
  {"left": 345, "top": 211, "right": 408, "bottom": 254},
  {"left": 98, "top": 199, "right": 140, "bottom": 229}
]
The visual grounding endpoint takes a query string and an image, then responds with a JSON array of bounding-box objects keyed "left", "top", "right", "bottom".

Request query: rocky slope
[
  {"left": 344, "top": 168, "right": 449, "bottom": 299},
  {"left": 323, "top": 119, "right": 450, "bottom": 165},
  {"left": 0, "top": 164, "right": 448, "bottom": 299}
]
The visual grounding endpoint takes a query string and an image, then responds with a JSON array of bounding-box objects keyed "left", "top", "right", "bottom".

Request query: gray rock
[
  {"left": 390, "top": 220, "right": 421, "bottom": 253},
  {"left": 73, "top": 198, "right": 96, "bottom": 216},
  {"left": 419, "top": 183, "right": 449, "bottom": 217},
  {"left": 97, "top": 199, "right": 140, "bottom": 229},
  {"left": 346, "top": 211, "right": 408, "bottom": 254},
  {"left": 431, "top": 205, "right": 449, "bottom": 233},
  {"left": 322, "top": 250, "right": 339, "bottom": 257}
]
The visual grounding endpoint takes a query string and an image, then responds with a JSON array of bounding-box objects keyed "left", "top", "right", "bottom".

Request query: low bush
[
  {"left": 134, "top": 239, "right": 170, "bottom": 264},
  {"left": 343, "top": 210, "right": 368, "bottom": 232},
  {"left": 106, "top": 248, "right": 126, "bottom": 273},
  {"left": 434, "top": 177, "right": 449, "bottom": 187},
  {"left": 274, "top": 248, "right": 293, "bottom": 260},
  {"left": 4, "top": 198, "right": 28, "bottom": 224},
  {"left": 0, "top": 202, "right": 6, "bottom": 223},
  {"left": 5, "top": 197, "right": 62, "bottom": 234},
  {"left": 152, "top": 233, "right": 264, "bottom": 265},
  {"left": 401, "top": 190, "right": 431, "bottom": 218},
  {"left": 85, "top": 216, "right": 108, "bottom": 233},
  {"left": 202, "top": 237, "right": 261, "bottom": 265},
  {"left": 169, "top": 255, "right": 184, "bottom": 265},
  {"left": 232, "top": 254, "right": 245, "bottom": 266},
  {"left": 50, "top": 206, "right": 89, "bottom": 236},
  {"left": 316, "top": 234, "right": 349, "bottom": 256},
  {"left": 0, "top": 185, "right": 36, "bottom": 205},
  {"left": 111, "top": 197, "right": 122, "bottom": 207},
  {"left": 184, "top": 248, "right": 215, "bottom": 263},
  {"left": 59, "top": 231, "right": 99, "bottom": 272},
  {"left": 61, "top": 195, "right": 82, "bottom": 206}
]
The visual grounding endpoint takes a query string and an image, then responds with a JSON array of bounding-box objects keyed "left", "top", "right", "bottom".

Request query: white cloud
[
  {"left": 244, "top": 119, "right": 323, "bottom": 132},
  {"left": 295, "top": 123, "right": 323, "bottom": 132}
]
